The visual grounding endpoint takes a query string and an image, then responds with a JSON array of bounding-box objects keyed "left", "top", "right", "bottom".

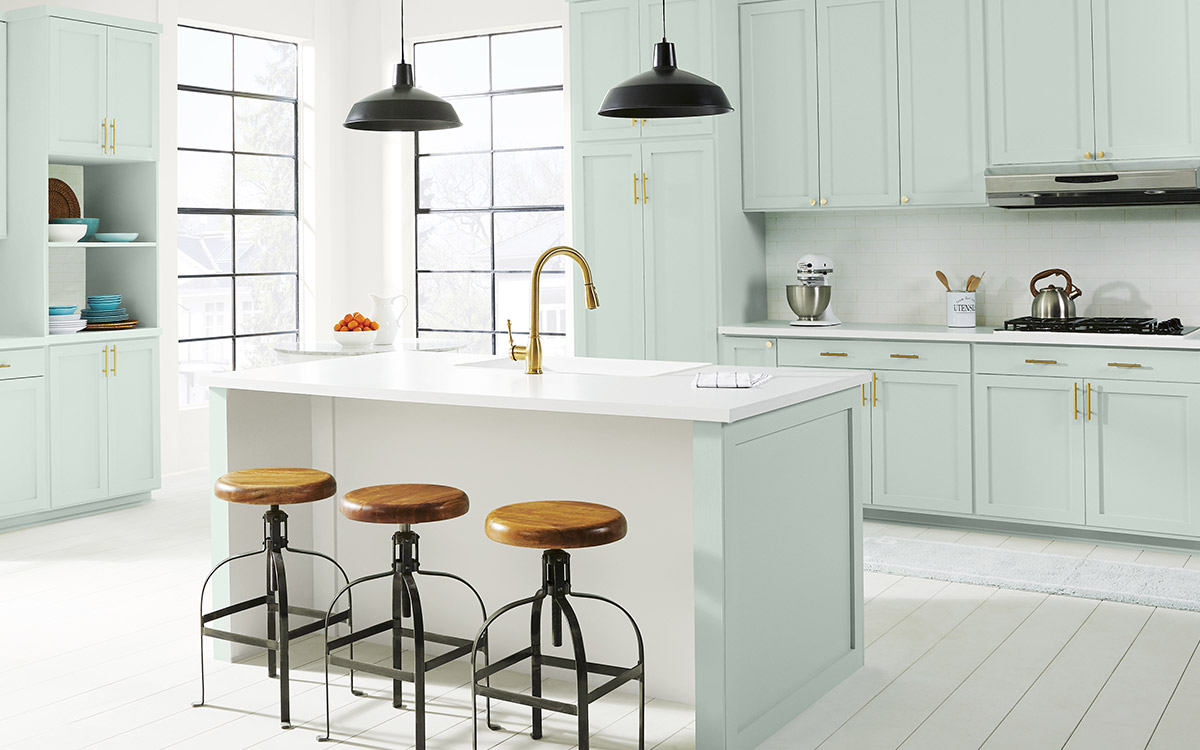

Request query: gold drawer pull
[
  {"left": 820, "top": 352, "right": 848, "bottom": 357},
  {"left": 0, "top": 364, "right": 10, "bottom": 369},
  {"left": 890, "top": 354, "right": 919, "bottom": 359},
  {"left": 1108, "top": 362, "right": 1142, "bottom": 368},
  {"left": 1025, "top": 359, "right": 1058, "bottom": 365}
]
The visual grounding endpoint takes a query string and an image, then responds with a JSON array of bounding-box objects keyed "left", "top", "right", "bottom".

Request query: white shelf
[{"left": 48, "top": 241, "right": 155, "bottom": 248}]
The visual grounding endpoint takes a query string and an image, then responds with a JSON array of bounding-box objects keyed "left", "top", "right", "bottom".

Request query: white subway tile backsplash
[{"left": 765, "top": 206, "right": 1200, "bottom": 326}]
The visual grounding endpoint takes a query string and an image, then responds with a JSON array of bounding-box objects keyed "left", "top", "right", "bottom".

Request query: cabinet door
[
  {"left": 570, "top": 0, "right": 642, "bottom": 142},
  {"left": 639, "top": 0, "right": 715, "bottom": 139},
  {"left": 739, "top": 0, "right": 819, "bottom": 211},
  {"left": 720, "top": 337, "right": 778, "bottom": 367},
  {"left": 974, "top": 375, "right": 1085, "bottom": 524},
  {"left": 1092, "top": 0, "right": 1200, "bottom": 161},
  {"left": 642, "top": 139, "right": 718, "bottom": 363},
  {"left": 0, "top": 377, "right": 48, "bottom": 518},
  {"left": 106, "top": 27, "right": 159, "bottom": 160},
  {"left": 985, "top": 0, "right": 1095, "bottom": 165},
  {"left": 897, "top": 0, "right": 986, "bottom": 206},
  {"left": 1084, "top": 380, "right": 1200, "bottom": 537},
  {"left": 871, "top": 371, "right": 972, "bottom": 513},
  {"left": 106, "top": 339, "right": 160, "bottom": 496},
  {"left": 49, "top": 344, "right": 109, "bottom": 507},
  {"left": 573, "top": 143, "right": 646, "bottom": 359},
  {"left": 817, "top": 0, "right": 900, "bottom": 207},
  {"left": 0, "top": 23, "right": 7, "bottom": 239},
  {"left": 49, "top": 19, "right": 107, "bottom": 158}
]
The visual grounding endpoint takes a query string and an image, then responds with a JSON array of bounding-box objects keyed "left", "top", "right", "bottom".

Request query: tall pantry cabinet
[{"left": 569, "top": 0, "right": 766, "bottom": 363}]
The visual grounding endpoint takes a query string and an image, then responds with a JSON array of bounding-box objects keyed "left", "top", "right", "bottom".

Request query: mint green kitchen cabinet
[
  {"left": 1091, "top": 0, "right": 1200, "bottom": 161},
  {"left": 816, "top": 0, "right": 899, "bottom": 207},
  {"left": 575, "top": 139, "right": 718, "bottom": 362},
  {"left": 1084, "top": 379, "right": 1200, "bottom": 537},
  {"left": 720, "top": 336, "right": 778, "bottom": 367},
  {"left": 49, "top": 339, "right": 160, "bottom": 507},
  {"left": 569, "top": 0, "right": 713, "bottom": 143},
  {"left": 897, "top": 0, "right": 986, "bottom": 206},
  {"left": 974, "top": 374, "right": 1086, "bottom": 525},
  {"left": 872, "top": 370, "right": 972, "bottom": 514},
  {"left": 0, "top": 374, "right": 48, "bottom": 519},
  {"left": 739, "top": 0, "right": 819, "bottom": 211},
  {"left": 48, "top": 18, "right": 158, "bottom": 160},
  {"left": 985, "top": 0, "right": 1095, "bottom": 165}
]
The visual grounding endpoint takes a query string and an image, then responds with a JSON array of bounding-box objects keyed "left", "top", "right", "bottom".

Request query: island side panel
[{"left": 694, "top": 388, "right": 867, "bottom": 750}]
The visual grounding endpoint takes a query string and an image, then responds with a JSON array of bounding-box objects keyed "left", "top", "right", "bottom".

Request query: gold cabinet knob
[
  {"left": 1097, "top": 150, "right": 1106, "bottom": 159},
  {"left": 809, "top": 199, "right": 817, "bottom": 206},
  {"left": 819, "top": 198, "right": 828, "bottom": 206},
  {"left": 765, "top": 341, "right": 774, "bottom": 349},
  {"left": 901, "top": 196, "right": 910, "bottom": 204},
  {"left": 1085, "top": 151, "right": 1093, "bottom": 160}
]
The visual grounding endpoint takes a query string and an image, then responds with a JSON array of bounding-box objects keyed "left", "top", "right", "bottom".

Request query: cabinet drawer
[
  {"left": 776, "top": 338, "right": 970, "bottom": 372},
  {"left": 0, "top": 348, "right": 45, "bottom": 380},
  {"left": 975, "top": 344, "right": 1198, "bottom": 382}
]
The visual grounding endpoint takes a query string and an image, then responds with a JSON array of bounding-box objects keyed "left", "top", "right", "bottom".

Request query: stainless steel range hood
[{"left": 985, "top": 162, "right": 1200, "bottom": 208}]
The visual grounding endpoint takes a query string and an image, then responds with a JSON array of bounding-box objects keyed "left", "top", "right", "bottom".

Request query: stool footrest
[
  {"left": 327, "top": 619, "right": 392, "bottom": 652},
  {"left": 587, "top": 664, "right": 644, "bottom": 703},
  {"left": 288, "top": 609, "right": 348, "bottom": 640},
  {"left": 203, "top": 626, "right": 278, "bottom": 651},
  {"left": 540, "top": 654, "right": 632, "bottom": 679},
  {"left": 423, "top": 643, "right": 472, "bottom": 672},
  {"left": 474, "top": 647, "right": 534, "bottom": 681},
  {"left": 329, "top": 654, "right": 414, "bottom": 682},
  {"left": 476, "top": 684, "right": 578, "bottom": 716},
  {"left": 201, "top": 595, "right": 268, "bottom": 624},
  {"left": 287, "top": 604, "right": 330, "bottom": 620}
]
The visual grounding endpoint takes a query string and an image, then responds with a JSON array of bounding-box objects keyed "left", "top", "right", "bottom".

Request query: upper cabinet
[
  {"left": 571, "top": 0, "right": 714, "bottom": 142},
  {"left": 987, "top": 0, "right": 1200, "bottom": 165},
  {"left": 739, "top": 0, "right": 986, "bottom": 211},
  {"left": 48, "top": 18, "right": 158, "bottom": 160}
]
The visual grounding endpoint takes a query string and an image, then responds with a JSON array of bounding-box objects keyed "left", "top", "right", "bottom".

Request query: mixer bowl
[{"left": 787, "top": 285, "right": 832, "bottom": 320}]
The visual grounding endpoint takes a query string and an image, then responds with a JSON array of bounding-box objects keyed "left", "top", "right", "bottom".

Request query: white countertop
[
  {"left": 203, "top": 351, "right": 870, "bottom": 424},
  {"left": 275, "top": 338, "right": 466, "bottom": 357},
  {"left": 720, "top": 321, "right": 1200, "bottom": 350},
  {"left": 0, "top": 327, "right": 163, "bottom": 350}
]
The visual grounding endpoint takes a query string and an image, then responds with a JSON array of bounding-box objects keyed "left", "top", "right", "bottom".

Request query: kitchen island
[{"left": 205, "top": 351, "right": 870, "bottom": 750}]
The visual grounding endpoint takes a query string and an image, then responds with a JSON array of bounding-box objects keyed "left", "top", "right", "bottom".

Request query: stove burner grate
[{"left": 1002, "top": 317, "right": 1193, "bottom": 335}]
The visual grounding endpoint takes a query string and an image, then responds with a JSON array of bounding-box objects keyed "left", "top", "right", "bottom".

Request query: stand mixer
[{"left": 787, "top": 254, "right": 841, "bottom": 326}]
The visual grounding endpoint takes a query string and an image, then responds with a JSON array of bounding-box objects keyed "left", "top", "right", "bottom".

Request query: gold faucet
[{"left": 507, "top": 245, "right": 600, "bottom": 374}]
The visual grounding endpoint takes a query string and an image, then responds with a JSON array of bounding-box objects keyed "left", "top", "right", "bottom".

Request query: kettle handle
[{"left": 1030, "top": 268, "right": 1074, "bottom": 297}]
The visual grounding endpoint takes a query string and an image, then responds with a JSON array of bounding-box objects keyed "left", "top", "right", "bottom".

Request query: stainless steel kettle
[{"left": 1030, "top": 268, "right": 1083, "bottom": 318}]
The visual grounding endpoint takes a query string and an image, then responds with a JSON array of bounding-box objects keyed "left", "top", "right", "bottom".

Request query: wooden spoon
[
  {"left": 936, "top": 270, "right": 952, "bottom": 292},
  {"left": 967, "top": 271, "right": 986, "bottom": 292}
]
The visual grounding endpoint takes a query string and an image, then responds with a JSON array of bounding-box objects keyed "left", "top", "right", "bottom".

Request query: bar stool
[
  {"left": 193, "top": 468, "right": 355, "bottom": 729},
  {"left": 318, "top": 484, "right": 496, "bottom": 748},
  {"left": 471, "top": 501, "right": 645, "bottom": 750}
]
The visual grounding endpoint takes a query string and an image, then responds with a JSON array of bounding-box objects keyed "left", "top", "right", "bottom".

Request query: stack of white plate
[{"left": 49, "top": 305, "right": 86, "bottom": 335}]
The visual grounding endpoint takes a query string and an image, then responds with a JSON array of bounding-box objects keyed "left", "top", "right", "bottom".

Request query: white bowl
[
  {"left": 48, "top": 224, "right": 88, "bottom": 243},
  {"left": 333, "top": 329, "right": 378, "bottom": 349}
]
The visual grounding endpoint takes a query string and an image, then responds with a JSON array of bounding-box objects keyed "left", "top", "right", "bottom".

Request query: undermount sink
[{"left": 457, "top": 356, "right": 707, "bottom": 377}]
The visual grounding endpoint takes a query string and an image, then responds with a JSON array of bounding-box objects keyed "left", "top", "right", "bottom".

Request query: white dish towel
[{"left": 692, "top": 372, "right": 772, "bottom": 389}]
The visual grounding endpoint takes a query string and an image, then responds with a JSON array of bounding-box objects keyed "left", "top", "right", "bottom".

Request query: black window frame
[{"left": 177, "top": 25, "right": 301, "bottom": 375}]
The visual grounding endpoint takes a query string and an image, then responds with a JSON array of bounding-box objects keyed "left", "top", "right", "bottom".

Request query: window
[
  {"left": 177, "top": 26, "right": 300, "bottom": 406},
  {"left": 414, "top": 27, "right": 567, "bottom": 356}
]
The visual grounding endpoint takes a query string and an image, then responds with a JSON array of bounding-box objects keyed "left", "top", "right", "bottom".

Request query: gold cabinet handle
[
  {"left": 1074, "top": 381, "right": 1079, "bottom": 420},
  {"left": 1085, "top": 151, "right": 1093, "bottom": 160},
  {"left": 1087, "top": 382, "right": 1092, "bottom": 420},
  {"left": 1025, "top": 359, "right": 1058, "bottom": 365},
  {"left": 819, "top": 352, "right": 848, "bottom": 357},
  {"left": 633, "top": 173, "right": 639, "bottom": 204},
  {"left": 101, "top": 118, "right": 107, "bottom": 153},
  {"left": 890, "top": 354, "right": 919, "bottom": 359},
  {"left": 643, "top": 172, "right": 649, "bottom": 202},
  {"left": 901, "top": 196, "right": 910, "bottom": 204},
  {"left": 632, "top": 118, "right": 638, "bottom": 127},
  {"left": 1107, "top": 362, "right": 1141, "bottom": 368},
  {"left": 820, "top": 198, "right": 828, "bottom": 206},
  {"left": 764, "top": 340, "right": 774, "bottom": 349},
  {"left": 862, "top": 383, "right": 867, "bottom": 406},
  {"left": 103, "top": 345, "right": 109, "bottom": 377},
  {"left": 641, "top": 118, "right": 646, "bottom": 126},
  {"left": 112, "top": 345, "right": 117, "bottom": 376},
  {"left": 809, "top": 199, "right": 817, "bottom": 206},
  {"left": 0, "top": 364, "right": 10, "bottom": 369},
  {"left": 1097, "top": 150, "right": 1106, "bottom": 159},
  {"left": 872, "top": 372, "right": 878, "bottom": 407},
  {"left": 111, "top": 119, "right": 116, "bottom": 153}
]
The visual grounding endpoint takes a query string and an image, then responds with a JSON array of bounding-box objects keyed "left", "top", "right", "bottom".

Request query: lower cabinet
[
  {"left": 49, "top": 338, "right": 160, "bottom": 507},
  {"left": 0, "top": 376, "right": 48, "bottom": 518},
  {"left": 720, "top": 336, "right": 778, "bottom": 367},
  {"left": 872, "top": 370, "right": 973, "bottom": 514}
]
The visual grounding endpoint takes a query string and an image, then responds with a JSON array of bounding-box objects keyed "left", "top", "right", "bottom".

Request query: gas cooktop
[{"left": 1001, "top": 317, "right": 1199, "bottom": 336}]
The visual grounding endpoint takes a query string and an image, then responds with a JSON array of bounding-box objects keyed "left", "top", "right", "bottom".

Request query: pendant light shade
[
  {"left": 598, "top": 41, "right": 732, "bottom": 118},
  {"left": 343, "top": 0, "right": 462, "bottom": 132},
  {"left": 343, "top": 62, "right": 462, "bottom": 131}
]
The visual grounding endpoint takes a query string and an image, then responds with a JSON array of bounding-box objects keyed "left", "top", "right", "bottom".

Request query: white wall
[{"left": 765, "top": 206, "right": 1200, "bottom": 327}]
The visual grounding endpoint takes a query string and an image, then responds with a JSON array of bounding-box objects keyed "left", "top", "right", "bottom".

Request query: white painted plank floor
[{"left": 3, "top": 475, "right": 1200, "bottom": 749}]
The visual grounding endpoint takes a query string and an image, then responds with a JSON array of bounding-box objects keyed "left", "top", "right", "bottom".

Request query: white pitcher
[{"left": 368, "top": 293, "right": 409, "bottom": 346}]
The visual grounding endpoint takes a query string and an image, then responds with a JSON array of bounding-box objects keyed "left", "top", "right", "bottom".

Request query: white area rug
[{"left": 865, "top": 536, "right": 1200, "bottom": 612}]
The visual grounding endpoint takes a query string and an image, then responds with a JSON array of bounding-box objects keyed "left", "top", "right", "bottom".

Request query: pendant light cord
[
  {"left": 662, "top": 0, "right": 667, "bottom": 42},
  {"left": 400, "top": 0, "right": 407, "bottom": 63}
]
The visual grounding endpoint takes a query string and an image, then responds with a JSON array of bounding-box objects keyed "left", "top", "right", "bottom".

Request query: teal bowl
[{"left": 51, "top": 217, "right": 100, "bottom": 241}]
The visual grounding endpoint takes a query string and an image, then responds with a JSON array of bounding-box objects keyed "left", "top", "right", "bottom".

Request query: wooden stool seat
[
  {"left": 214, "top": 468, "right": 337, "bottom": 506},
  {"left": 341, "top": 484, "right": 469, "bottom": 525},
  {"left": 485, "top": 501, "right": 627, "bottom": 549}
]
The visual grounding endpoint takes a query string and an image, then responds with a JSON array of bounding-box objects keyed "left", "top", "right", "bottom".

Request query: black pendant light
[
  {"left": 343, "top": 0, "right": 461, "bottom": 131},
  {"left": 598, "top": 1, "right": 732, "bottom": 119}
]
